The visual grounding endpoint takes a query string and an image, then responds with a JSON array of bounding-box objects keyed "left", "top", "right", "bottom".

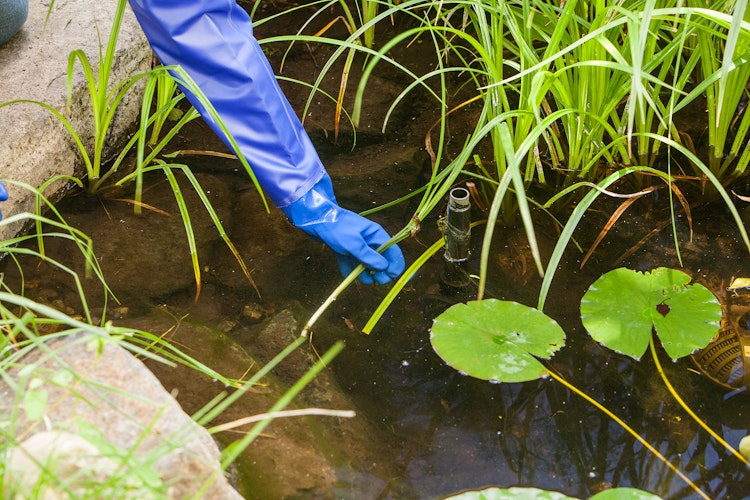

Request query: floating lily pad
[
  {"left": 445, "top": 486, "right": 577, "bottom": 500},
  {"left": 430, "top": 299, "right": 565, "bottom": 383},
  {"left": 580, "top": 267, "right": 721, "bottom": 360},
  {"left": 444, "top": 486, "right": 661, "bottom": 500},
  {"left": 590, "top": 489, "right": 662, "bottom": 500}
]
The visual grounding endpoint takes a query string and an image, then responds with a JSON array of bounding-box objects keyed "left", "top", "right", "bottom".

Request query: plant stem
[
  {"left": 209, "top": 408, "right": 355, "bottom": 433},
  {"left": 649, "top": 337, "right": 749, "bottom": 467},
  {"left": 300, "top": 267, "right": 361, "bottom": 339},
  {"left": 545, "top": 368, "right": 710, "bottom": 500},
  {"left": 300, "top": 227, "right": 411, "bottom": 338}
]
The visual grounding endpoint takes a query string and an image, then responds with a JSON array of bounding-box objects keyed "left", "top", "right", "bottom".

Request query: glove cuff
[{"left": 279, "top": 174, "right": 338, "bottom": 229}]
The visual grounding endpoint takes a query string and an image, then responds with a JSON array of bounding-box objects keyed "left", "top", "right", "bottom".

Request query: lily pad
[
  {"left": 445, "top": 486, "right": 577, "bottom": 500},
  {"left": 430, "top": 299, "right": 565, "bottom": 383},
  {"left": 590, "top": 489, "right": 662, "bottom": 500},
  {"left": 444, "top": 486, "right": 661, "bottom": 500},
  {"left": 580, "top": 267, "right": 721, "bottom": 360}
]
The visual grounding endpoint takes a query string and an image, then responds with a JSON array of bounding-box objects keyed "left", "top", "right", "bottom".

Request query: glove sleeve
[
  {"left": 127, "top": 0, "right": 326, "bottom": 207},
  {"left": 128, "top": 0, "right": 406, "bottom": 283}
]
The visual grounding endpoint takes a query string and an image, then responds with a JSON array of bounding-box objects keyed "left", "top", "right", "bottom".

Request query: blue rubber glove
[
  {"left": 281, "top": 175, "right": 405, "bottom": 284},
  {"left": 129, "top": 0, "right": 406, "bottom": 284},
  {"left": 128, "top": 0, "right": 326, "bottom": 207},
  {"left": 0, "top": 181, "right": 7, "bottom": 221}
]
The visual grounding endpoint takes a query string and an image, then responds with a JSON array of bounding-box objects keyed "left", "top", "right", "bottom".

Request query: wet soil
[{"left": 4, "top": 1, "right": 750, "bottom": 498}]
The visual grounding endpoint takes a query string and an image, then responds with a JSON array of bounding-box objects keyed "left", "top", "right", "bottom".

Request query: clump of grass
[
  {"left": 1, "top": 0, "right": 268, "bottom": 300},
  {"left": 261, "top": 0, "right": 750, "bottom": 340}
]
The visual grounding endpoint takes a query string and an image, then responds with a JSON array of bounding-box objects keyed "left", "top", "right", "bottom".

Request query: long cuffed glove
[
  {"left": 280, "top": 175, "right": 405, "bottom": 285},
  {"left": 127, "top": 0, "right": 326, "bottom": 207},
  {"left": 0, "top": 181, "right": 7, "bottom": 221},
  {"left": 128, "top": 0, "right": 405, "bottom": 283}
]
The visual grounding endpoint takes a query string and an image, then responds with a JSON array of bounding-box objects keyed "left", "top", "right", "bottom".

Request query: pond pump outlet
[
  {"left": 440, "top": 187, "right": 472, "bottom": 294},
  {"left": 444, "top": 187, "right": 471, "bottom": 263}
]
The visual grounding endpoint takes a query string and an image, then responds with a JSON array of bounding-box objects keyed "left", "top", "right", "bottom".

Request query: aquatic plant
[
  {"left": 428, "top": 298, "right": 703, "bottom": 497},
  {"left": 580, "top": 267, "right": 721, "bottom": 360},
  {"left": 1, "top": 0, "right": 262, "bottom": 194},
  {"left": 0, "top": 0, "right": 266, "bottom": 299},
  {"left": 0, "top": 181, "right": 112, "bottom": 322},
  {"left": 431, "top": 299, "right": 566, "bottom": 383},
  {"left": 686, "top": 2, "right": 750, "bottom": 185},
  {"left": 580, "top": 267, "right": 750, "bottom": 466},
  {"left": 271, "top": 0, "right": 750, "bottom": 331},
  {"left": 425, "top": 267, "right": 737, "bottom": 498}
]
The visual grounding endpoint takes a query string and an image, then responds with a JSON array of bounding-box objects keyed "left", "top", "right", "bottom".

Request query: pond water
[
  {"left": 6, "top": 144, "right": 750, "bottom": 499},
  {"left": 5, "top": 2, "right": 750, "bottom": 498}
]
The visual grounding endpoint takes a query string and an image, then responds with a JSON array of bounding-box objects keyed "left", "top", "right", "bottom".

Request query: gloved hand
[
  {"left": 281, "top": 175, "right": 405, "bottom": 285},
  {"left": 0, "top": 181, "right": 7, "bottom": 221}
]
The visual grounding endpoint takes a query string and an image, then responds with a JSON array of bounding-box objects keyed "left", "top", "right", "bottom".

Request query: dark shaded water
[{"left": 5, "top": 1, "right": 750, "bottom": 498}]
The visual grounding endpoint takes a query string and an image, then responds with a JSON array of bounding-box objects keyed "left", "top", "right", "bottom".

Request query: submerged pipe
[
  {"left": 444, "top": 187, "right": 471, "bottom": 262},
  {"left": 440, "top": 187, "right": 472, "bottom": 294}
]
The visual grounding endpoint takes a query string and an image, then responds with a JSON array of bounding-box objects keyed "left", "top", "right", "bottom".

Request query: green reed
[
  {"left": 2, "top": 0, "right": 270, "bottom": 299},
  {"left": 263, "top": 0, "right": 750, "bottom": 340},
  {"left": 685, "top": 1, "right": 750, "bottom": 185}
]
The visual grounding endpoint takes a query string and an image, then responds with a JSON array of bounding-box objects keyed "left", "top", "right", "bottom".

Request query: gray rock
[
  {"left": 0, "top": 0, "right": 151, "bottom": 240},
  {"left": 0, "top": 332, "right": 242, "bottom": 499},
  {"left": 8, "top": 430, "right": 127, "bottom": 499}
]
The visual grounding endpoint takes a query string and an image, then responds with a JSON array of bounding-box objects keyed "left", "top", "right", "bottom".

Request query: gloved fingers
[
  {"left": 335, "top": 217, "right": 405, "bottom": 283},
  {"left": 0, "top": 181, "right": 7, "bottom": 221},
  {"left": 283, "top": 186, "right": 405, "bottom": 283},
  {"left": 335, "top": 236, "right": 404, "bottom": 285},
  {"left": 346, "top": 234, "right": 392, "bottom": 272},
  {"left": 337, "top": 255, "right": 396, "bottom": 285},
  {"left": 371, "top": 269, "right": 396, "bottom": 285},
  {"left": 380, "top": 244, "right": 406, "bottom": 279},
  {"left": 356, "top": 224, "right": 406, "bottom": 281},
  {"left": 337, "top": 256, "right": 375, "bottom": 285}
]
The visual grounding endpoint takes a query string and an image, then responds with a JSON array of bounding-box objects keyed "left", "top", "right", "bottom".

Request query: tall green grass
[
  {"left": 261, "top": 0, "right": 750, "bottom": 333},
  {"left": 0, "top": 0, "right": 270, "bottom": 299}
]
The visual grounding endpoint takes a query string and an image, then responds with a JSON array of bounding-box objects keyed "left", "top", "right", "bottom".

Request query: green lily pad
[
  {"left": 580, "top": 267, "right": 721, "bottom": 360},
  {"left": 444, "top": 486, "right": 661, "bottom": 500},
  {"left": 445, "top": 486, "right": 577, "bottom": 500},
  {"left": 430, "top": 299, "right": 565, "bottom": 383},
  {"left": 590, "top": 488, "right": 662, "bottom": 500}
]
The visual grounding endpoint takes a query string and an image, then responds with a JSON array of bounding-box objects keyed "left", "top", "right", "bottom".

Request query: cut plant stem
[
  {"left": 545, "top": 367, "right": 710, "bottom": 500},
  {"left": 649, "top": 337, "right": 750, "bottom": 467},
  {"left": 300, "top": 227, "right": 411, "bottom": 338}
]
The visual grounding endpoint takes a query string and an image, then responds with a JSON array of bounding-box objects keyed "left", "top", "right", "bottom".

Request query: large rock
[
  {"left": 0, "top": 332, "right": 242, "bottom": 499},
  {"left": 133, "top": 303, "right": 404, "bottom": 498},
  {"left": 0, "top": 0, "right": 151, "bottom": 240}
]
